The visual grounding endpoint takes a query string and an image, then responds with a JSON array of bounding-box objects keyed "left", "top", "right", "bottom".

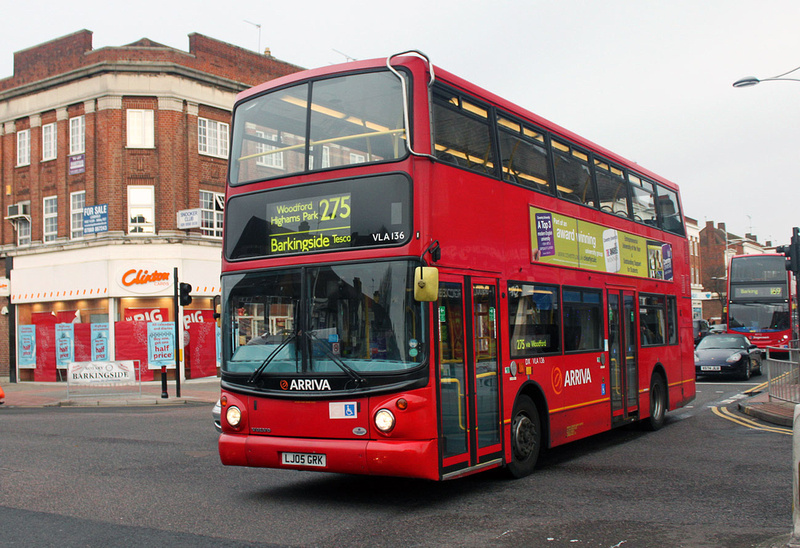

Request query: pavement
[
  {"left": 737, "top": 382, "right": 797, "bottom": 428},
  {"left": 0, "top": 376, "right": 220, "bottom": 407}
]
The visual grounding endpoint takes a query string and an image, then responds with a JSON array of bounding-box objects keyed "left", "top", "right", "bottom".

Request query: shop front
[{"left": 11, "top": 243, "right": 221, "bottom": 383}]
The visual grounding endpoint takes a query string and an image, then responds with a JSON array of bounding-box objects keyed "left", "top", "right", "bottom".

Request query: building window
[
  {"left": 128, "top": 186, "right": 155, "bottom": 234},
  {"left": 127, "top": 109, "right": 155, "bottom": 148},
  {"left": 43, "top": 196, "right": 58, "bottom": 242},
  {"left": 42, "top": 123, "right": 57, "bottom": 161},
  {"left": 198, "top": 118, "right": 229, "bottom": 158},
  {"left": 256, "top": 130, "right": 284, "bottom": 169},
  {"left": 200, "top": 190, "right": 224, "bottom": 238},
  {"left": 17, "top": 129, "right": 30, "bottom": 166},
  {"left": 17, "top": 218, "right": 31, "bottom": 246},
  {"left": 71, "top": 191, "right": 85, "bottom": 239},
  {"left": 70, "top": 116, "right": 85, "bottom": 155}
]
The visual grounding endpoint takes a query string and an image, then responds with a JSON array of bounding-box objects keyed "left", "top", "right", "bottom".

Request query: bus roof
[{"left": 236, "top": 54, "right": 680, "bottom": 192}]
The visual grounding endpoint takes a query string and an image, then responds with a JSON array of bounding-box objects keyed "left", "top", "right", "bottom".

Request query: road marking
[{"left": 711, "top": 406, "right": 792, "bottom": 435}]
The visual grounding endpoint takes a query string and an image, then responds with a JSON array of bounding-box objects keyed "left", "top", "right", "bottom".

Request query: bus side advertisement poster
[{"left": 530, "top": 207, "right": 673, "bottom": 281}]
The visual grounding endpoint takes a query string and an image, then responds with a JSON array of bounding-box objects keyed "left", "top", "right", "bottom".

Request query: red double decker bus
[
  {"left": 727, "top": 254, "right": 796, "bottom": 348},
  {"left": 217, "top": 52, "right": 695, "bottom": 480}
]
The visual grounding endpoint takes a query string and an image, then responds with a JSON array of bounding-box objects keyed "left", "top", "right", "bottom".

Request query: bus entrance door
[
  {"left": 607, "top": 289, "right": 639, "bottom": 424},
  {"left": 437, "top": 275, "right": 503, "bottom": 478}
]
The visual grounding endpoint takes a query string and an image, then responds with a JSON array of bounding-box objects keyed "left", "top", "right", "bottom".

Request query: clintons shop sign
[{"left": 115, "top": 263, "right": 173, "bottom": 295}]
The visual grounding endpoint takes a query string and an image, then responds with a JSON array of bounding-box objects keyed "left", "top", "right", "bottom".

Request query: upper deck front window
[{"left": 230, "top": 70, "right": 408, "bottom": 185}]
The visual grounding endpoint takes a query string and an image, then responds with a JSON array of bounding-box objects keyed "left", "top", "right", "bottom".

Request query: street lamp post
[{"left": 733, "top": 65, "right": 800, "bottom": 87}]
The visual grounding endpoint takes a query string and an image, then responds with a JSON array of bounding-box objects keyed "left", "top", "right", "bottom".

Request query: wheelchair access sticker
[{"left": 329, "top": 402, "right": 358, "bottom": 419}]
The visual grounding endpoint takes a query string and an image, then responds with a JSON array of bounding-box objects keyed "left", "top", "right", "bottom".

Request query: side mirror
[{"left": 413, "top": 267, "right": 439, "bottom": 302}]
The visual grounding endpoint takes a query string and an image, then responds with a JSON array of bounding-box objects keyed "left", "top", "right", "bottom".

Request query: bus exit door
[
  {"left": 607, "top": 289, "right": 639, "bottom": 423},
  {"left": 437, "top": 275, "right": 503, "bottom": 478}
]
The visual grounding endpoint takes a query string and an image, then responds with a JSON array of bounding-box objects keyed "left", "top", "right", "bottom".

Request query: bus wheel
[
  {"left": 643, "top": 373, "right": 666, "bottom": 431},
  {"left": 507, "top": 395, "right": 541, "bottom": 478}
]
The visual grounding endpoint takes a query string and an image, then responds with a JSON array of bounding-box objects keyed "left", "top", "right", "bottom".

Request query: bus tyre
[
  {"left": 643, "top": 373, "right": 667, "bottom": 431},
  {"left": 507, "top": 395, "right": 541, "bottom": 478}
]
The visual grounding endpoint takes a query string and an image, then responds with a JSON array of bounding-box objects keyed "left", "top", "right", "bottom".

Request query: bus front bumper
[{"left": 219, "top": 433, "right": 440, "bottom": 480}]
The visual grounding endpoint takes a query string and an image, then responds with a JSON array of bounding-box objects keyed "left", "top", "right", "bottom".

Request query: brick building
[{"left": 0, "top": 30, "right": 302, "bottom": 382}]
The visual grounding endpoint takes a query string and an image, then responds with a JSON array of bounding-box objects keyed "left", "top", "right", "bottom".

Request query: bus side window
[
  {"left": 655, "top": 185, "right": 685, "bottom": 236},
  {"left": 628, "top": 174, "right": 657, "bottom": 225},
  {"left": 595, "top": 159, "right": 630, "bottom": 218},
  {"left": 432, "top": 87, "right": 496, "bottom": 177},
  {"left": 551, "top": 139, "right": 596, "bottom": 208},
  {"left": 497, "top": 116, "right": 553, "bottom": 195}
]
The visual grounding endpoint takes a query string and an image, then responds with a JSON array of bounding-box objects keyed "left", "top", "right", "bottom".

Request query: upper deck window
[
  {"left": 628, "top": 174, "right": 657, "bottom": 225},
  {"left": 432, "top": 86, "right": 496, "bottom": 176},
  {"left": 230, "top": 70, "right": 408, "bottom": 185},
  {"left": 654, "top": 184, "right": 685, "bottom": 236},
  {"left": 497, "top": 116, "right": 551, "bottom": 193},
  {"left": 551, "top": 139, "right": 596, "bottom": 208},
  {"left": 595, "top": 159, "right": 629, "bottom": 218}
]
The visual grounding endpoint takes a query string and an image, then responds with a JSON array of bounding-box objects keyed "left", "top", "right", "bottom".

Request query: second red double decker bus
[{"left": 217, "top": 52, "right": 696, "bottom": 480}]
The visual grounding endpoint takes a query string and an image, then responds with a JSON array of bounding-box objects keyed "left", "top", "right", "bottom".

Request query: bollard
[{"left": 791, "top": 404, "right": 800, "bottom": 547}]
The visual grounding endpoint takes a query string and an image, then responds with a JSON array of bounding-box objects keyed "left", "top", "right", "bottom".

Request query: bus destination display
[{"left": 268, "top": 193, "right": 352, "bottom": 254}]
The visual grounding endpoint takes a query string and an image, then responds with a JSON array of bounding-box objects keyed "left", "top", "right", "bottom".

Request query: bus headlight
[
  {"left": 226, "top": 405, "right": 242, "bottom": 428},
  {"left": 374, "top": 409, "right": 395, "bottom": 433}
]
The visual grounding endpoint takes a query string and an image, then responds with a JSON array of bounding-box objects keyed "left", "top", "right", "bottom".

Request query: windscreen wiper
[
  {"left": 247, "top": 331, "right": 298, "bottom": 384},
  {"left": 307, "top": 331, "right": 367, "bottom": 388}
]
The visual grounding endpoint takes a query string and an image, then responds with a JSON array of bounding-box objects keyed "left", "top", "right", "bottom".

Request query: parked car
[
  {"left": 693, "top": 319, "right": 710, "bottom": 345},
  {"left": 212, "top": 399, "right": 222, "bottom": 432},
  {"left": 695, "top": 333, "right": 762, "bottom": 380}
]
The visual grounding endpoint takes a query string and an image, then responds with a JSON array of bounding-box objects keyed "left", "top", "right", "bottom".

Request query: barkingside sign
[{"left": 67, "top": 361, "right": 137, "bottom": 385}]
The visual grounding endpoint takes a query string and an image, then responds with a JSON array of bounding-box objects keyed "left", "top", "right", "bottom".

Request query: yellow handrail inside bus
[{"left": 238, "top": 128, "right": 407, "bottom": 161}]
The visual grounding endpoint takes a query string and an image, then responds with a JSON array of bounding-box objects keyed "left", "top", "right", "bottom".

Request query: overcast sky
[{"left": 3, "top": 0, "right": 799, "bottom": 245}]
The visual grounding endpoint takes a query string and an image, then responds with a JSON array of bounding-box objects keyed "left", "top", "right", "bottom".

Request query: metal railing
[{"left": 765, "top": 341, "right": 800, "bottom": 404}]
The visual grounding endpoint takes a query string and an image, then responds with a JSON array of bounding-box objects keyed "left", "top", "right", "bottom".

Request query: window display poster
[
  {"left": 18, "top": 325, "right": 36, "bottom": 368},
  {"left": 91, "top": 323, "right": 110, "bottom": 361},
  {"left": 55, "top": 323, "right": 75, "bottom": 369},
  {"left": 147, "top": 322, "right": 175, "bottom": 369}
]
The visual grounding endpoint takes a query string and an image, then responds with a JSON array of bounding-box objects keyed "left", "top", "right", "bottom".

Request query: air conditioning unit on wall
[{"left": 6, "top": 202, "right": 30, "bottom": 219}]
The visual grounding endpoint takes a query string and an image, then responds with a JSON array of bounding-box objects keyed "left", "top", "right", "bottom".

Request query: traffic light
[
  {"left": 776, "top": 227, "right": 800, "bottom": 274},
  {"left": 179, "top": 282, "right": 193, "bottom": 306}
]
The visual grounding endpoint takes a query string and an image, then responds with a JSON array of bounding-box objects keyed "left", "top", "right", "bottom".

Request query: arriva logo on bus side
[{"left": 552, "top": 367, "right": 592, "bottom": 395}]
